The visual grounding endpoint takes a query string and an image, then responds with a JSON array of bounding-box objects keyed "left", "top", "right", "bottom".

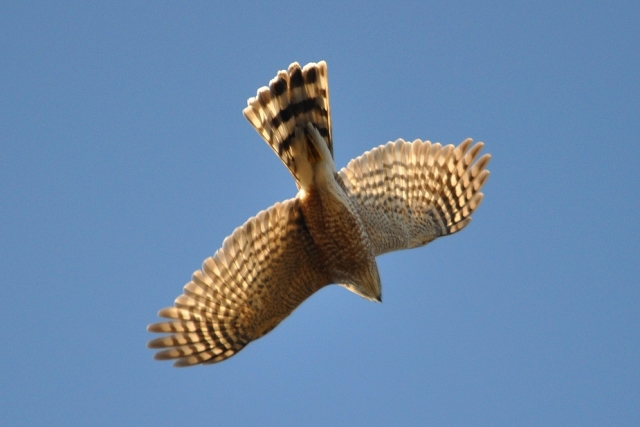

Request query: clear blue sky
[{"left": 2, "top": 1, "right": 638, "bottom": 426}]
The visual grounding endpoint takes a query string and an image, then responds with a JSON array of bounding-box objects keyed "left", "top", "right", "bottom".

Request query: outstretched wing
[
  {"left": 338, "top": 138, "right": 490, "bottom": 256},
  {"left": 147, "top": 199, "right": 329, "bottom": 367}
]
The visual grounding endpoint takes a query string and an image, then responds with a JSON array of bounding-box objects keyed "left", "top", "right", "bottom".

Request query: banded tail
[{"left": 243, "top": 61, "right": 333, "bottom": 189}]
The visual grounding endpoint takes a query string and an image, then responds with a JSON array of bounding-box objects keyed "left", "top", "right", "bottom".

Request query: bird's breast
[{"left": 297, "top": 179, "right": 375, "bottom": 285}]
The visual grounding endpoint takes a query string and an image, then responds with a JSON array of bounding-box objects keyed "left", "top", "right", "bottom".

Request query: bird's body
[{"left": 148, "top": 61, "right": 491, "bottom": 366}]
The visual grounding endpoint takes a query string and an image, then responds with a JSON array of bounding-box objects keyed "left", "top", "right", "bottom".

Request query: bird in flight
[{"left": 147, "top": 61, "right": 491, "bottom": 367}]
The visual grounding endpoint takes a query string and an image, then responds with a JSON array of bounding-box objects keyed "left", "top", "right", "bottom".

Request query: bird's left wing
[
  {"left": 147, "top": 198, "right": 330, "bottom": 367},
  {"left": 338, "top": 138, "right": 490, "bottom": 256}
]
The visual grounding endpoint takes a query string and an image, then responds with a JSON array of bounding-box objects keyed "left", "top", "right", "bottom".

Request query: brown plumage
[{"left": 147, "top": 61, "right": 491, "bottom": 366}]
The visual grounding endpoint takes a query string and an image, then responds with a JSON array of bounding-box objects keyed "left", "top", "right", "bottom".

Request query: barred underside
[
  {"left": 339, "top": 138, "right": 490, "bottom": 256},
  {"left": 243, "top": 61, "right": 332, "bottom": 187},
  {"left": 147, "top": 199, "right": 329, "bottom": 367}
]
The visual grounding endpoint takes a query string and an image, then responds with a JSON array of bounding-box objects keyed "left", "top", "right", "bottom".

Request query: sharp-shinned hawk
[{"left": 147, "top": 61, "right": 491, "bottom": 367}]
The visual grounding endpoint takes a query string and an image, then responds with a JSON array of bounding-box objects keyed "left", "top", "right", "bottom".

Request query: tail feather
[{"left": 243, "top": 61, "right": 332, "bottom": 187}]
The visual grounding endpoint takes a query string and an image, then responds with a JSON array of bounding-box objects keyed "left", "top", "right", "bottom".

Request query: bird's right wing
[
  {"left": 338, "top": 138, "right": 490, "bottom": 256},
  {"left": 147, "top": 198, "right": 330, "bottom": 367}
]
